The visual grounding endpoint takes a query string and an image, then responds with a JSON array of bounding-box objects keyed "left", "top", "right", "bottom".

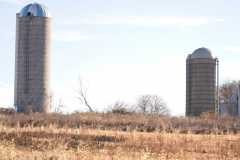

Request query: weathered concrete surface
[{"left": 14, "top": 14, "right": 51, "bottom": 113}]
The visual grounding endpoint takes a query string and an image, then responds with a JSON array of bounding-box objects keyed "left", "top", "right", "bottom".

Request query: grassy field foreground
[{"left": 0, "top": 112, "right": 240, "bottom": 159}]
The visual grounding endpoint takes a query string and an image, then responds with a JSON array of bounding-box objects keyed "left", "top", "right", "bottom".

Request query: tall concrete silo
[
  {"left": 186, "top": 47, "right": 219, "bottom": 116},
  {"left": 14, "top": 3, "right": 51, "bottom": 113}
]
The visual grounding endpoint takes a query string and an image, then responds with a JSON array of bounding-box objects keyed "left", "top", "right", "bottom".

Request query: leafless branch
[
  {"left": 77, "top": 77, "right": 94, "bottom": 112},
  {"left": 136, "top": 94, "right": 169, "bottom": 115}
]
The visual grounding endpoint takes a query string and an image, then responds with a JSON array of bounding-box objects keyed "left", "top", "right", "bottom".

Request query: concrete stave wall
[
  {"left": 186, "top": 57, "right": 217, "bottom": 116},
  {"left": 15, "top": 15, "right": 51, "bottom": 113}
]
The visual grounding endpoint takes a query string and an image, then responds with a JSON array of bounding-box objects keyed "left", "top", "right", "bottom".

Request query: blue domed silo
[
  {"left": 186, "top": 47, "right": 219, "bottom": 116},
  {"left": 14, "top": 3, "right": 51, "bottom": 113}
]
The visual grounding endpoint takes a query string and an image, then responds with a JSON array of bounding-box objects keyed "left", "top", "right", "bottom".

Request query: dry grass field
[{"left": 0, "top": 111, "right": 240, "bottom": 160}]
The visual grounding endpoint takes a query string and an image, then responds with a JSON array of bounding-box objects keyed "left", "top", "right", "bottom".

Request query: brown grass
[
  {"left": 0, "top": 112, "right": 240, "bottom": 159},
  {"left": 0, "top": 112, "right": 240, "bottom": 134}
]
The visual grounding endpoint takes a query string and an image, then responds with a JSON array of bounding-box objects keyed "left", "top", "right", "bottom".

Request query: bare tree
[
  {"left": 219, "top": 80, "right": 240, "bottom": 116},
  {"left": 220, "top": 81, "right": 240, "bottom": 100},
  {"left": 137, "top": 95, "right": 151, "bottom": 113},
  {"left": 108, "top": 101, "right": 131, "bottom": 114},
  {"left": 77, "top": 78, "right": 94, "bottom": 112},
  {"left": 136, "top": 95, "right": 169, "bottom": 115}
]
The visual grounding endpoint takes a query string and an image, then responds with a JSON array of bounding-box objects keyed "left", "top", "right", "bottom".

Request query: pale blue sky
[{"left": 0, "top": 0, "right": 240, "bottom": 115}]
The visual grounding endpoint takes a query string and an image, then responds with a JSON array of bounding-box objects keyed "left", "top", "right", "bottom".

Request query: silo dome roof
[
  {"left": 191, "top": 47, "right": 213, "bottom": 59},
  {"left": 19, "top": 2, "right": 50, "bottom": 17}
]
